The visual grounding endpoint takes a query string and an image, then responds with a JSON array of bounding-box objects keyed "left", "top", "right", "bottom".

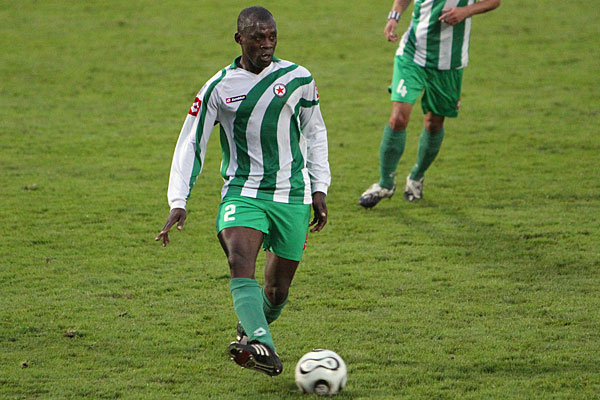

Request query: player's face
[{"left": 236, "top": 20, "right": 277, "bottom": 74}]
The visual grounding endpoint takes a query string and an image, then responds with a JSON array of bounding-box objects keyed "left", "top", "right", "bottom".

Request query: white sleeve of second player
[
  {"left": 299, "top": 80, "right": 331, "bottom": 196},
  {"left": 167, "top": 81, "right": 220, "bottom": 210}
]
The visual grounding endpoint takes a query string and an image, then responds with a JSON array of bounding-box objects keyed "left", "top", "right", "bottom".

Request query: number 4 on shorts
[{"left": 396, "top": 79, "right": 407, "bottom": 97}]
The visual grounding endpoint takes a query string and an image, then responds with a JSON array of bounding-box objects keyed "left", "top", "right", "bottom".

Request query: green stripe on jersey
[
  {"left": 288, "top": 103, "right": 306, "bottom": 202},
  {"left": 219, "top": 124, "right": 230, "bottom": 180}
]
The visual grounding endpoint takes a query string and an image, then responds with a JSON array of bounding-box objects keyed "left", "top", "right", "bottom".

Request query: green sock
[
  {"left": 230, "top": 278, "right": 276, "bottom": 351},
  {"left": 262, "top": 288, "right": 288, "bottom": 324},
  {"left": 379, "top": 125, "right": 406, "bottom": 189},
  {"left": 410, "top": 128, "right": 445, "bottom": 180}
]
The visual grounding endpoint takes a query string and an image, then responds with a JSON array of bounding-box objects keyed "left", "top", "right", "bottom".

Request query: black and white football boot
[
  {"left": 358, "top": 183, "right": 396, "bottom": 208},
  {"left": 227, "top": 340, "right": 283, "bottom": 377},
  {"left": 404, "top": 175, "right": 424, "bottom": 202}
]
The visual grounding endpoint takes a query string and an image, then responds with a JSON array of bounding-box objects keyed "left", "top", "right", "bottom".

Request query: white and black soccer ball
[{"left": 295, "top": 349, "right": 347, "bottom": 396}]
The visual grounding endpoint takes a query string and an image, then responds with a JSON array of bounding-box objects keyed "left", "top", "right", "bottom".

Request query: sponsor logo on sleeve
[{"left": 189, "top": 96, "right": 201, "bottom": 116}]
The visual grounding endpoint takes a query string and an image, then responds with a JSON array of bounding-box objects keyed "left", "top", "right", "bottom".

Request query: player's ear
[{"left": 234, "top": 32, "right": 241, "bottom": 44}]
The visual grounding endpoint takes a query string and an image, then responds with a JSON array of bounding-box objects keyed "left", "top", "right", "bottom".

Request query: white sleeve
[
  {"left": 299, "top": 79, "right": 331, "bottom": 195},
  {"left": 167, "top": 79, "right": 220, "bottom": 210}
]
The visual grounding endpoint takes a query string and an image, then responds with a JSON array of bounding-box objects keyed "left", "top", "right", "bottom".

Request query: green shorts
[
  {"left": 216, "top": 196, "right": 311, "bottom": 261},
  {"left": 391, "top": 55, "right": 463, "bottom": 117}
]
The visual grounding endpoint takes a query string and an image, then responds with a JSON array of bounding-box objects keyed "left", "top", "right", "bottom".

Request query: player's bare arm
[
  {"left": 309, "top": 191, "right": 327, "bottom": 232},
  {"left": 385, "top": 0, "right": 413, "bottom": 42},
  {"left": 155, "top": 207, "right": 186, "bottom": 247},
  {"left": 439, "top": 0, "right": 500, "bottom": 26}
]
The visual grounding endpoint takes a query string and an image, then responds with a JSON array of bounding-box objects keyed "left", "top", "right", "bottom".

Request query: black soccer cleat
[
  {"left": 228, "top": 340, "right": 283, "bottom": 376},
  {"left": 236, "top": 321, "right": 249, "bottom": 345},
  {"left": 358, "top": 183, "right": 396, "bottom": 208}
]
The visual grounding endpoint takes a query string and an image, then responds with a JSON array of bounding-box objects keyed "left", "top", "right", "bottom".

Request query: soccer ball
[{"left": 295, "top": 349, "right": 347, "bottom": 396}]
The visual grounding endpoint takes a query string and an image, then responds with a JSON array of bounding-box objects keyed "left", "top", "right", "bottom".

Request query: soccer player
[
  {"left": 155, "top": 6, "right": 330, "bottom": 376},
  {"left": 359, "top": 0, "right": 500, "bottom": 208}
]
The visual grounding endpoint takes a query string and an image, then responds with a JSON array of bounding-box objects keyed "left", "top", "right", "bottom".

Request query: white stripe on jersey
[
  {"left": 438, "top": 0, "right": 460, "bottom": 70},
  {"left": 220, "top": 115, "right": 238, "bottom": 181},
  {"left": 460, "top": 2, "right": 474, "bottom": 68},
  {"left": 414, "top": 0, "right": 434, "bottom": 67},
  {"left": 302, "top": 166, "right": 311, "bottom": 203},
  {"left": 298, "top": 132, "right": 312, "bottom": 203},
  {"left": 396, "top": 21, "right": 412, "bottom": 57}
]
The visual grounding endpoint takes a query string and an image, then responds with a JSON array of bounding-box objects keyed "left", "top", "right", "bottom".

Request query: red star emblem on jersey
[{"left": 273, "top": 83, "right": 287, "bottom": 97}]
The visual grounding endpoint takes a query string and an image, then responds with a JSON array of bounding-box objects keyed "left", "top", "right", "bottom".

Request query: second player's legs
[{"left": 409, "top": 66, "right": 461, "bottom": 183}]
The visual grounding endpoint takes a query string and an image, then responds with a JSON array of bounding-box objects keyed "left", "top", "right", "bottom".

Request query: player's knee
[
  {"left": 424, "top": 115, "right": 444, "bottom": 133},
  {"left": 263, "top": 284, "right": 289, "bottom": 305},
  {"left": 389, "top": 115, "right": 408, "bottom": 131},
  {"left": 425, "top": 122, "right": 443, "bottom": 134},
  {"left": 227, "top": 252, "right": 255, "bottom": 278}
]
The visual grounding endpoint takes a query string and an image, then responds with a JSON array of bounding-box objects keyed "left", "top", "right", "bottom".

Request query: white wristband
[{"left": 388, "top": 10, "right": 401, "bottom": 22}]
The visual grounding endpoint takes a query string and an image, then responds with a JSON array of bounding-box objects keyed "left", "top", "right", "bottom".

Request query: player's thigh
[
  {"left": 391, "top": 56, "right": 426, "bottom": 104},
  {"left": 421, "top": 67, "right": 463, "bottom": 117},
  {"left": 263, "top": 202, "right": 311, "bottom": 262},
  {"left": 218, "top": 226, "right": 265, "bottom": 278}
]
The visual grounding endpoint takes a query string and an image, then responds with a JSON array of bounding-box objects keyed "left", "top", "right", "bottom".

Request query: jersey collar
[{"left": 230, "top": 55, "right": 280, "bottom": 70}]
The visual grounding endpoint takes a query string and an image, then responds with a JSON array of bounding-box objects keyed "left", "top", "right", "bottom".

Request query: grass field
[{"left": 1, "top": 0, "right": 599, "bottom": 398}]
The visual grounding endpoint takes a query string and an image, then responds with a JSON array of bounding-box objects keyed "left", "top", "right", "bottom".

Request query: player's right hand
[
  {"left": 155, "top": 208, "right": 186, "bottom": 247},
  {"left": 384, "top": 19, "right": 399, "bottom": 42}
]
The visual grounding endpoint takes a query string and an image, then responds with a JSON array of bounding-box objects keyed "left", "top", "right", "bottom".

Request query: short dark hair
[{"left": 237, "top": 6, "right": 275, "bottom": 34}]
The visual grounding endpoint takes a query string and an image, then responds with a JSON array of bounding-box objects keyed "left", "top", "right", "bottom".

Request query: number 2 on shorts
[{"left": 223, "top": 204, "right": 236, "bottom": 221}]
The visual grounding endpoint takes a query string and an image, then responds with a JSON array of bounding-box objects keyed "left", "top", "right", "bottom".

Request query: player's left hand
[
  {"left": 439, "top": 7, "right": 470, "bottom": 25},
  {"left": 309, "top": 192, "right": 327, "bottom": 232}
]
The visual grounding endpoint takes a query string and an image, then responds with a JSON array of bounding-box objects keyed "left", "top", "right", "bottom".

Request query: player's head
[{"left": 235, "top": 6, "right": 277, "bottom": 72}]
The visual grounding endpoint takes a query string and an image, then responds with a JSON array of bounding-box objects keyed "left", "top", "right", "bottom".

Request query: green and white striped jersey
[
  {"left": 397, "top": 0, "right": 475, "bottom": 70},
  {"left": 168, "top": 57, "right": 330, "bottom": 209}
]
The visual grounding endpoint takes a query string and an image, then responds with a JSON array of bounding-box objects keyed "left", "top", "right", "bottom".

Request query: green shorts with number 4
[
  {"left": 216, "top": 196, "right": 311, "bottom": 261},
  {"left": 391, "top": 55, "right": 463, "bottom": 117}
]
